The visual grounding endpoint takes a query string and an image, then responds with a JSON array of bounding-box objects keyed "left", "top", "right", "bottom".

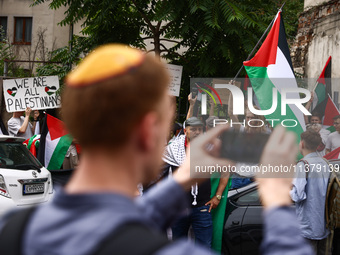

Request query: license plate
[{"left": 23, "top": 183, "right": 44, "bottom": 195}]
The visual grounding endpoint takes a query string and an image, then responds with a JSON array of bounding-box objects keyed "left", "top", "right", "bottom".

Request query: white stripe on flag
[
  {"left": 45, "top": 132, "right": 61, "bottom": 168},
  {"left": 267, "top": 47, "right": 306, "bottom": 130}
]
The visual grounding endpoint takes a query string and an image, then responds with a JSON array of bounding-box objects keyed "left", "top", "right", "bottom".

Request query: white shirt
[
  {"left": 325, "top": 131, "right": 340, "bottom": 152},
  {"left": 7, "top": 116, "right": 33, "bottom": 140}
]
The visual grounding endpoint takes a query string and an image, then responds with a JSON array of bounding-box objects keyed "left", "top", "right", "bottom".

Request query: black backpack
[{"left": 0, "top": 207, "right": 170, "bottom": 255}]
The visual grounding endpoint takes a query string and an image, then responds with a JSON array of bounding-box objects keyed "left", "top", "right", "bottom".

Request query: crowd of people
[{"left": 0, "top": 44, "right": 338, "bottom": 255}]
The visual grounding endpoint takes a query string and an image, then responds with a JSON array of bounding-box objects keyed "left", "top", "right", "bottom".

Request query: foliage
[
  {"left": 0, "top": 26, "right": 28, "bottom": 77},
  {"left": 32, "top": 0, "right": 304, "bottom": 121},
  {"left": 36, "top": 36, "right": 88, "bottom": 82}
]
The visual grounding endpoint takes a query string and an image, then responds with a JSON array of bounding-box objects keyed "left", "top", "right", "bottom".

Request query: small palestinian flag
[
  {"left": 23, "top": 134, "right": 40, "bottom": 157},
  {"left": 322, "top": 95, "right": 340, "bottom": 133},
  {"left": 312, "top": 56, "right": 332, "bottom": 118},
  {"left": 45, "top": 86, "right": 57, "bottom": 96},
  {"left": 37, "top": 114, "right": 72, "bottom": 170},
  {"left": 324, "top": 146, "right": 340, "bottom": 160},
  {"left": 243, "top": 11, "right": 305, "bottom": 138},
  {"left": 7, "top": 87, "right": 17, "bottom": 97}
]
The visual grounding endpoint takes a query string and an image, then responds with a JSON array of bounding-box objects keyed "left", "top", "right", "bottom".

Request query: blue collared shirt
[{"left": 290, "top": 152, "right": 330, "bottom": 240}]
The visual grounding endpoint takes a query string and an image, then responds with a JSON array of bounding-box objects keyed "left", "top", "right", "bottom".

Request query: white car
[{"left": 0, "top": 136, "right": 53, "bottom": 216}]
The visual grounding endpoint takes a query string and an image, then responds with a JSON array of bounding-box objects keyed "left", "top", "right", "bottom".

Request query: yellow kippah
[{"left": 66, "top": 44, "right": 144, "bottom": 87}]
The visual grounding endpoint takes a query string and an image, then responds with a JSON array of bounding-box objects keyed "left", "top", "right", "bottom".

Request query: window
[
  {"left": 0, "top": 17, "right": 7, "bottom": 41},
  {"left": 234, "top": 189, "right": 261, "bottom": 206},
  {"left": 14, "top": 17, "right": 32, "bottom": 44}
]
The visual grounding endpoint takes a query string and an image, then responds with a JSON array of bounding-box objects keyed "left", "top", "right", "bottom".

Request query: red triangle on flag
[
  {"left": 46, "top": 114, "right": 69, "bottom": 141},
  {"left": 243, "top": 12, "right": 281, "bottom": 68},
  {"left": 323, "top": 96, "right": 340, "bottom": 126},
  {"left": 317, "top": 56, "right": 331, "bottom": 85},
  {"left": 324, "top": 146, "right": 340, "bottom": 160}
]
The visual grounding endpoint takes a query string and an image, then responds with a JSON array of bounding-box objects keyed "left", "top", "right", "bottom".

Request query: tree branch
[
  {"left": 141, "top": 36, "right": 153, "bottom": 40},
  {"left": 160, "top": 43, "right": 169, "bottom": 51},
  {"left": 131, "top": 0, "right": 155, "bottom": 33},
  {"left": 159, "top": 38, "right": 181, "bottom": 44},
  {"left": 159, "top": 20, "right": 175, "bottom": 34},
  {"left": 156, "top": 21, "right": 162, "bottom": 31}
]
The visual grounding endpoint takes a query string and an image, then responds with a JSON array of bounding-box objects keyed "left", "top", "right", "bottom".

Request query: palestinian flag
[
  {"left": 37, "top": 114, "right": 72, "bottom": 170},
  {"left": 23, "top": 134, "right": 40, "bottom": 157},
  {"left": 211, "top": 178, "right": 231, "bottom": 253},
  {"left": 242, "top": 74, "right": 251, "bottom": 95},
  {"left": 324, "top": 147, "right": 340, "bottom": 160},
  {"left": 312, "top": 56, "right": 332, "bottom": 116},
  {"left": 322, "top": 95, "right": 340, "bottom": 133},
  {"left": 243, "top": 11, "right": 305, "bottom": 137}
]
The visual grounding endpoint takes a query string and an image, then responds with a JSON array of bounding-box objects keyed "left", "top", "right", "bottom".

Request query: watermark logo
[{"left": 198, "top": 83, "right": 311, "bottom": 116}]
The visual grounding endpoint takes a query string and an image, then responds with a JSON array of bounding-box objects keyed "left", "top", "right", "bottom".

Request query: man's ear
[
  {"left": 136, "top": 112, "right": 159, "bottom": 152},
  {"left": 300, "top": 140, "right": 305, "bottom": 150},
  {"left": 184, "top": 128, "right": 188, "bottom": 136}
]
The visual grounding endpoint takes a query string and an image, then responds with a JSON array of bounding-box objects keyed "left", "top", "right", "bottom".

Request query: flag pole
[{"left": 233, "top": 2, "right": 286, "bottom": 81}]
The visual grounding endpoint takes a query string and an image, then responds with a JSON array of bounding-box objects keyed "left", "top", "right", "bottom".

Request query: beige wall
[
  {"left": 0, "top": 0, "right": 82, "bottom": 68},
  {"left": 304, "top": 0, "right": 330, "bottom": 10}
]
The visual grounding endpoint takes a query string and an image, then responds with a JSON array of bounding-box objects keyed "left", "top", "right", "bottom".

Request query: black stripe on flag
[
  {"left": 37, "top": 115, "right": 48, "bottom": 167},
  {"left": 277, "top": 12, "right": 294, "bottom": 74}
]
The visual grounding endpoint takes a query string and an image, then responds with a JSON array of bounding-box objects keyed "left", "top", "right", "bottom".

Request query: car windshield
[{"left": 0, "top": 142, "right": 43, "bottom": 170}]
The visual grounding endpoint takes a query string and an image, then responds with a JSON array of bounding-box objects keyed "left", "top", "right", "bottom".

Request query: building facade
[
  {"left": 0, "top": 0, "right": 82, "bottom": 72},
  {"left": 291, "top": 0, "right": 340, "bottom": 95}
]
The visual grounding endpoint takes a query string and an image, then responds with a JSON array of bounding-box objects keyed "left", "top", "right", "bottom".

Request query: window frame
[{"left": 13, "top": 17, "right": 32, "bottom": 45}]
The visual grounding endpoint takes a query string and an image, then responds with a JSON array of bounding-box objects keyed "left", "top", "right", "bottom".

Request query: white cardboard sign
[
  {"left": 166, "top": 64, "right": 183, "bottom": 97},
  {"left": 3, "top": 76, "right": 61, "bottom": 112}
]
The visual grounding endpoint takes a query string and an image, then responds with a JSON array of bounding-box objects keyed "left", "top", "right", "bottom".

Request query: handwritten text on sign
[
  {"left": 3, "top": 76, "right": 61, "bottom": 112},
  {"left": 166, "top": 64, "right": 183, "bottom": 97}
]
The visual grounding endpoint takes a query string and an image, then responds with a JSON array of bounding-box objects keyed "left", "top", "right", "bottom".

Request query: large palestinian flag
[
  {"left": 312, "top": 56, "right": 332, "bottom": 115},
  {"left": 37, "top": 114, "right": 72, "bottom": 170},
  {"left": 243, "top": 11, "right": 305, "bottom": 137}
]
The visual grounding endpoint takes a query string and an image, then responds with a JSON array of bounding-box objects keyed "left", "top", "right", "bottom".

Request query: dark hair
[
  {"left": 309, "top": 112, "right": 322, "bottom": 122},
  {"left": 300, "top": 130, "right": 322, "bottom": 151}
]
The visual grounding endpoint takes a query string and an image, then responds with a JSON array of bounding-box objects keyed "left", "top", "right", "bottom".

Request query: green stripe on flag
[
  {"left": 327, "top": 126, "right": 336, "bottom": 133},
  {"left": 211, "top": 177, "right": 232, "bottom": 253},
  {"left": 315, "top": 83, "right": 326, "bottom": 105},
  {"left": 47, "top": 135, "right": 72, "bottom": 170},
  {"left": 244, "top": 66, "right": 304, "bottom": 159},
  {"left": 27, "top": 135, "right": 38, "bottom": 150}
]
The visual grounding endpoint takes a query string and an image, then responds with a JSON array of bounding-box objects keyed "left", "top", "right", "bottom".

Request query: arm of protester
[
  {"left": 325, "top": 136, "right": 332, "bottom": 155},
  {"left": 173, "top": 125, "right": 233, "bottom": 190},
  {"left": 205, "top": 175, "right": 230, "bottom": 212},
  {"left": 257, "top": 126, "right": 313, "bottom": 255},
  {"left": 18, "top": 108, "right": 32, "bottom": 134},
  {"left": 186, "top": 93, "right": 197, "bottom": 120},
  {"left": 289, "top": 162, "right": 307, "bottom": 203},
  {"left": 137, "top": 125, "right": 232, "bottom": 230}
]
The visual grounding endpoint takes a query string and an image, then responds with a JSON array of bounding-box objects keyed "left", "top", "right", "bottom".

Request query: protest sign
[
  {"left": 3, "top": 76, "right": 61, "bottom": 112},
  {"left": 166, "top": 64, "right": 183, "bottom": 97}
]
